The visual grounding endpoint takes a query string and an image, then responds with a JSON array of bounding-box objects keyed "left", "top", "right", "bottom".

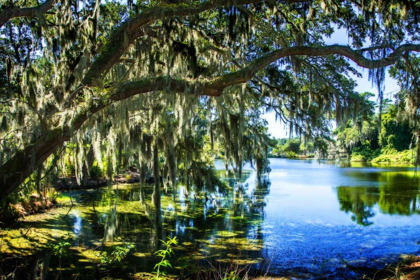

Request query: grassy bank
[{"left": 351, "top": 149, "right": 417, "bottom": 165}]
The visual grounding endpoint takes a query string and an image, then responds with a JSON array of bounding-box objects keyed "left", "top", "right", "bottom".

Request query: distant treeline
[
  {"left": 269, "top": 138, "right": 316, "bottom": 159},
  {"left": 335, "top": 100, "right": 416, "bottom": 164},
  {"left": 269, "top": 97, "right": 418, "bottom": 164}
]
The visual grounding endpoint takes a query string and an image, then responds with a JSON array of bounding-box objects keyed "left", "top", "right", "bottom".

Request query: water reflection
[
  {"left": 58, "top": 170, "right": 272, "bottom": 272},
  {"left": 3, "top": 159, "right": 420, "bottom": 279},
  {"left": 336, "top": 171, "right": 420, "bottom": 226},
  {"left": 336, "top": 186, "right": 377, "bottom": 226}
]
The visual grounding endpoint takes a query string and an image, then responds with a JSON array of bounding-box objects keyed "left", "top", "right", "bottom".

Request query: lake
[
  {"left": 1, "top": 158, "right": 419, "bottom": 279},
  {"left": 247, "top": 159, "right": 420, "bottom": 278}
]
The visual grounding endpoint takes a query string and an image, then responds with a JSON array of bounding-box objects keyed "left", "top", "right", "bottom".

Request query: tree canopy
[{"left": 1, "top": 0, "right": 420, "bottom": 200}]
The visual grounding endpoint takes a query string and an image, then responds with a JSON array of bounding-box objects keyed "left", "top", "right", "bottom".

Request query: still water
[
  {"left": 1, "top": 158, "right": 419, "bottom": 279},
  {"left": 252, "top": 159, "right": 420, "bottom": 277}
]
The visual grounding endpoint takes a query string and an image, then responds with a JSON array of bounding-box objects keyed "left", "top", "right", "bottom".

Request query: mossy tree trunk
[{"left": 153, "top": 140, "right": 163, "bottom": 240}]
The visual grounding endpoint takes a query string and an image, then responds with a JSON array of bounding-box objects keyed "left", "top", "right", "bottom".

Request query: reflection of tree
[
  {"left": 193, "top": 173, "right": 271, "bottom": 261},
  {"left": 336, "top": 186, "right": 377, "bottom": 226},
  {"left": 336, "top": 171, "right": 420, "bottom": 225},
  {"left": 91, "top": 170, "right": 271, "bottom": 271},
  {"left": 103, "top": 190, "right": 119, "bottom": 242},
  {"left": 377, "top": 173, "right": 420, "bottom": 216}
]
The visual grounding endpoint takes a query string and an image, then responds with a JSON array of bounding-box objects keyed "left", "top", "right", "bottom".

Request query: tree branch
[
  {"left": 202, "top": 44, "right": 420, "bottom": 96},
  {"left": 1, "top": 43, "right": 419, "bottom": 200},
  {"left": 96, "top": 44, "right": 420, "bottom": 103},
  {"left": 0, "top": 0, "right": 56, "bottom": 27},
  {"left": 61, "top": 43, "right": 420, "bottom": 126},
  {"left": 81, "top": 0, "right": 310, "bottom": 88},
  {"left": 0, "top": 128, "right": 66, "bottom": 200}
]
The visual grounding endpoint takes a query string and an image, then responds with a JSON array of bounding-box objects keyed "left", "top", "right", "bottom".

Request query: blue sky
[{"left": 264, "top": 28, "right": 400, "bottom": 139}]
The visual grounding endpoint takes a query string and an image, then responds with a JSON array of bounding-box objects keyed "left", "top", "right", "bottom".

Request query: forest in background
[{"left": 270, "top": 92, "right": 419, "bottom": 163}]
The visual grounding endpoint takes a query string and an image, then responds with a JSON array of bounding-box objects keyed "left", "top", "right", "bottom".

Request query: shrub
[
  {"left": 351, "top": 141, "right": 380, "bottom": 161},
  {"left": 371, "top": 150, "right": 415, "bottom": 164},
  {"left": 65, "top": 163, "right": 75, "bottom": 176},
  {"left": 351, "top": 154, "right": 367, "bottom": 162},
  {"left": 285, "top": 151, "right": 297, "bottom": 158},
  {"left": 89, "top": 165, "right": 103, "bottom": 180}
]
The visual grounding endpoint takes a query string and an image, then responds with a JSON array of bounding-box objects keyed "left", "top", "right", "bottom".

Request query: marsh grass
[
  {"left": 175, "top": 248, "right": 274, "bottom": 280},
  {"left": 369, "top": 256, "right": 420, "bottom": 280}
]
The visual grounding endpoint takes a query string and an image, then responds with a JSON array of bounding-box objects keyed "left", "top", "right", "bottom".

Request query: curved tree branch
[
  {"left": 81, "top": 0, "right": 310, "bottom": 87},
  {"left": 0, "top": 0, "right": 56, "bottom": 27},
  {"left": 203, "top": 44, "right": 420, "bottom": 96},
  {"left": 108, "top": 44, "right": 420, "bottom": 99},
  {"left": 1, "top": 42, "right": 419, "bottom": 200}
]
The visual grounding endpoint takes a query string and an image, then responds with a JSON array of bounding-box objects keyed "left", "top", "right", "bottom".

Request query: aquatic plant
[
  {"left": 100, "top": 243, "right": 135, "bottom": 266},
  {"left": 154, "top": 236, "right": 178, "bottom": 279},
  {"left": 222, "top": 271, "right": 241, "bottom": 280},
  {"left": 47, "top": 234, "right": 72, "bottom": 257},
  {"left": 46, "top": 234, "right": 73, "bottom": 278}
]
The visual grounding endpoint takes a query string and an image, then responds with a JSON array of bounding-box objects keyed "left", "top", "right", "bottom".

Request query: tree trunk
[
  {"left": 166, "top": 136, "right": 177, "bottom": 204},
  {"left": 416, "top": 132, "right": 420, "bottom": 173},
  {"left": 0, "top": 130, "right": 66, "bottom": 200},
  {"left": 35, "top": 165, "right": 42, "bottom": 196},
  {"left": 185, "top": 170, "right": 190, "bottom": 198},
  {"left": 153, "top": 140, "right": 163, "bottom": 239},
  {"left": 81, "top": 145, "right": 95, "bottom": 186},
  {"left": 139, "top": 162, "right": 147, "bottom": 204},
  {"left": 118, "top": 136, "right": 123, "bottom": 172}
]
